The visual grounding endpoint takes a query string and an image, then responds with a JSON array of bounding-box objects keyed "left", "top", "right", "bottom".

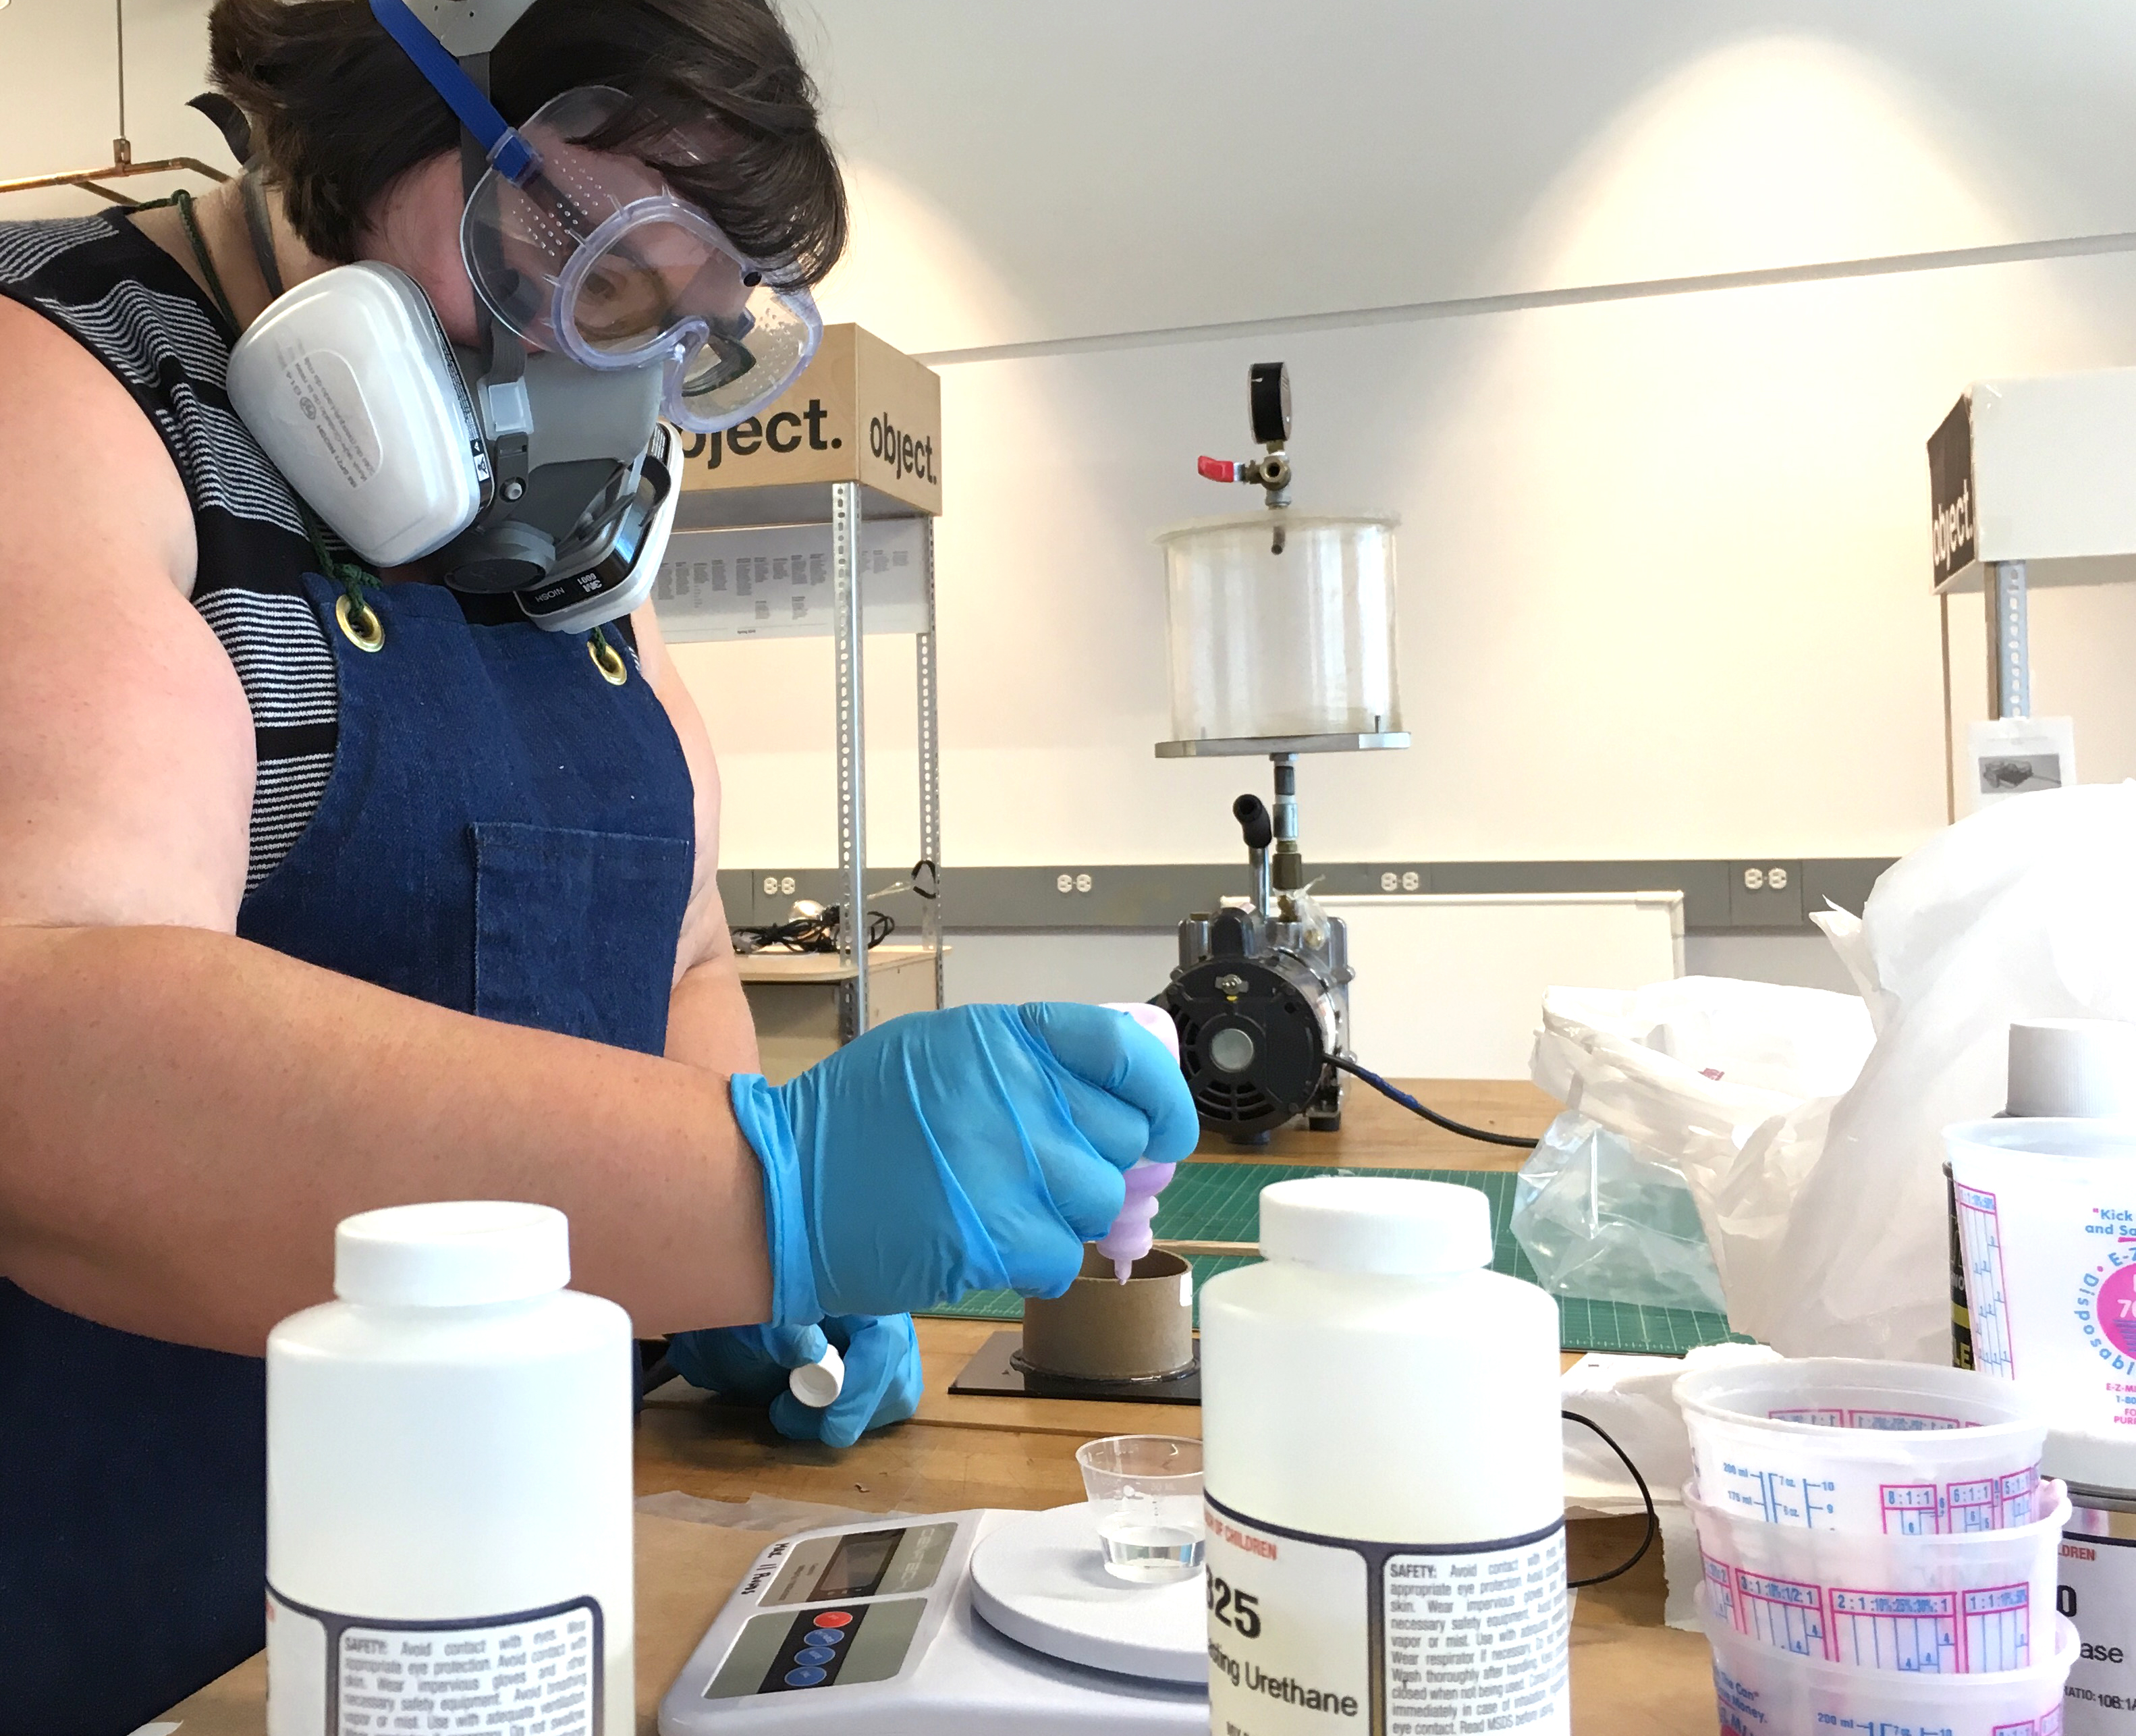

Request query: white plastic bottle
[
  {"left": 1199, "top": 1176, "right": 1568, "bottom": 1736},
  {"left": 265, "top": 1201, "right": 634, "bottom": 1736}
]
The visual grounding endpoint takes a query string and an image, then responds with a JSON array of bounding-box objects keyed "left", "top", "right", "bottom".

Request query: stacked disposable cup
[{"left": 1674, "top": 1357, "right": 2076, "bottom": 1734}]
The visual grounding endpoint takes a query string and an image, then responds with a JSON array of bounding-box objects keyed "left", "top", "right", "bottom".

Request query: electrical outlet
[{"left": 1730, "top": 861, "right": 1803, "bottom": 927}]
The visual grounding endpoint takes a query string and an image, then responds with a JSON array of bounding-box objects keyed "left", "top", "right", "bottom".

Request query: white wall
[
  {"left": 0, "top": 1, "right": 230, "bottom": 220},
  {"left": 690, "top": 253, "right": 2136, "bottom": 869},
  {"left": 684, "top": 3, "right": 2136, "bottom": 874},
  {"left": 943, "top": 931, "right": 1177, "bottom": 1011}
]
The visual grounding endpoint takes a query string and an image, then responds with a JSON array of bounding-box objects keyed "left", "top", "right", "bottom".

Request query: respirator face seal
[{"left": 461, "top": 86, "right": 822, "bottom": 435}]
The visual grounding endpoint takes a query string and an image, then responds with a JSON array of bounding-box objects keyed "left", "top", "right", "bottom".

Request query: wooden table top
[
  {"left": 164, "top": 1080, "right": 1718, "bottom": 1734},
  {"left": 734, "top": 944, "right": 943, "bottom": 984}
]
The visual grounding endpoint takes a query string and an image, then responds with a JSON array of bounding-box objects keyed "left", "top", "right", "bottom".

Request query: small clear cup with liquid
[{"left": 1076, "top": 1434, "right": 1205, "bottom": 1583}]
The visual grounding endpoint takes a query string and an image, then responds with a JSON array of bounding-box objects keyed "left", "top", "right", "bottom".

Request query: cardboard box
[
  {"left": 674, "top": 323, "right": 941, "bottom": 517},
  {"left": 1929, "top": 368, "right": 2136, "bottom": 594}
]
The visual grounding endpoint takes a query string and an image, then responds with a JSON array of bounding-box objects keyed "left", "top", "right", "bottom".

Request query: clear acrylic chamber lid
[{"left": 1157, "top": 510, "right": 1401, "bottom": 744}]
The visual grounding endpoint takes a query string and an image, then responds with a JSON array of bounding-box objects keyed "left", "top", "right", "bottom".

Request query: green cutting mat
[{"left": 914, "top": 1162, "right": 1751, "bottom": 1357}]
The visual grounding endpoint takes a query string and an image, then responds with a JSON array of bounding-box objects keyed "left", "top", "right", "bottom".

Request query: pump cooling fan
[{"left": 1159, "top": 954, "right": 1336, "bottom": 1141}]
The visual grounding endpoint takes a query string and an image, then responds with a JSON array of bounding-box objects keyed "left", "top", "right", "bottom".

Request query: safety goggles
[
  {"left": 460, "top": 87, "right": 821, "bottom": 433},
  {"left": 366, "top": 1, "right": 820, "bottom": 433}
]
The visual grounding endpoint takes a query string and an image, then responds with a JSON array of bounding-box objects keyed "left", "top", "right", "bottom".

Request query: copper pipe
[{"left": 0, "top": 157, "right": 231, "bottom": 204}]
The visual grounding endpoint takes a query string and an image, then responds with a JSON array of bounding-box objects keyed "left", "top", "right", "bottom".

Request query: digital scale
[{"left": 657, "top": 1504, "right": 1207, "bottom": 1735}]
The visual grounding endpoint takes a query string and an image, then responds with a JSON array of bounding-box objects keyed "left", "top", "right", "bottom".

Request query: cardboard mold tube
[{"left": 1020, "top": 1247, "right": 1196, "bottom": 1380}]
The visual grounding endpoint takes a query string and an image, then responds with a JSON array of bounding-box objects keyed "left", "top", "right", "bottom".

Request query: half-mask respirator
[{"left": 225, "top": 0, "right": 822, "bottom": 632}]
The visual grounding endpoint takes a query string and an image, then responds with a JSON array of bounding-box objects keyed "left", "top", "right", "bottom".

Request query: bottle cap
[
  {"left": 2008, "top": 1019, "right": 2136, "bottom": 1117},
  {"left": 788, "top": 1342, "right": 846, "bottom": 1409},
  {"left": 335, "top": 1201, "right": 570, "bottom": 1307},
  {"left": 1102, "top": 1000, "right": 1182, "bottom": 1060},
  {"left": 2044, "top": 1422, "right": 2136, "bottom": 1494},
  {"left": 1260, "top": 1176, "right": 1491, "bottom": 1276}
]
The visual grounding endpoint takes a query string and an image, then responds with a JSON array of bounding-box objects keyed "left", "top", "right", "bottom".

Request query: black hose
[
  {"left": 1562, "top": 1411, "right": 1660, "bottom": 1588},
  {"left": 1331, "top": 1056, "right": 1541, "bottom": 1149}
]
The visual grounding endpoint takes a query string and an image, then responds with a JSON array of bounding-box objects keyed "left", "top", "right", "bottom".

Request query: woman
[{"left": 0, "top": 1, "right": 1193, "bottom": 1728}]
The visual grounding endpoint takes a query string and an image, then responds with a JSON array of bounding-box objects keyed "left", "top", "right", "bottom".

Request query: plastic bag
[
  {"left": 1527, "top": 976, "right": 1875, "bottom": 1334},
  {"left": 1764, "top": 783, "right": 2136, "bottom": 1362},
  {"left": 1512, "top": 1112, "right": 1727, "bottom": 1313}
]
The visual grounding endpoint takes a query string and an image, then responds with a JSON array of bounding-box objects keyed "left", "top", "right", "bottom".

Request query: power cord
[
  {"left": 1562, "top": 1411, "right": 1660, "bottom": 1588},
  {"left": 731, "top": 859, "right": 937, "bottom": 956},
  {"left": 732, "top": 905, "right": 895, "bottom": 956},
  {"left": 1331, "top": 1056, "right": 1541, "bottom": 1149}
]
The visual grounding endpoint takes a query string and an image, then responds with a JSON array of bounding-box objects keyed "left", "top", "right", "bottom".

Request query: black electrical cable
[
  {"left": 1331, "top": 1056, "right": 1541, "bottom": 1149},
  {"left": 732, "top": 905, "right": 895, "bottom": 955},
  {"left": 1562, "top": 1411, "right": 1660, "bottom": 1588}
]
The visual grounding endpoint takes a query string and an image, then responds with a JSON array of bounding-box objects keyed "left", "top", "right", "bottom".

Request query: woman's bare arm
[
  {"left": 632, "top": 600, "right": 764, "bottom": 1077},
  {"left": 0, "top": 298, "right": 771, "bottom": 1353}
]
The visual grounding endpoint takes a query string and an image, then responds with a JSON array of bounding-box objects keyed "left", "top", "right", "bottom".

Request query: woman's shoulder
[
  {"left": 0, "top": 210, "right": 232, "bottom": 395},
  {"left": 0, "top": 209, "right": 313, "bottom": 561}
]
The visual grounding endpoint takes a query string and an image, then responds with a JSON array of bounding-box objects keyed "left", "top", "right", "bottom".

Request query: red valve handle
[{"left": 1197, "top": 456, "right": 1237, "bottom": 483}]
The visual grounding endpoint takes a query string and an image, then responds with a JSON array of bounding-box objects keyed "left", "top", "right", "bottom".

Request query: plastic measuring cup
[
  {"left": 1689, "top": 1480, "right": 2070, "bottom": 1672},
  {"left": 1702, "top": 1594, "right": 2077, "bottom": 1735},
  {"left": 1075, "top": 1434, "right": 1204, "bottom": 1583},
  {"left": 1946, "top": 1117, "right": 2136, "bottom": 1436},
  {"left": 1675, "top": 1358, "right": 2048, "bottom": 1534}
]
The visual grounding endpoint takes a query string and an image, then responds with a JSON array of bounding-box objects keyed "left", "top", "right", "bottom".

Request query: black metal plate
[{"left": 946, "top": 1329, "right": 1201, "bottom": 1405}]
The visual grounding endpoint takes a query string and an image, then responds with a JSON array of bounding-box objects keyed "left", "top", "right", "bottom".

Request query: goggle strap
[{"left": 368, "top": 0, "right": 537, "bottom": 184}]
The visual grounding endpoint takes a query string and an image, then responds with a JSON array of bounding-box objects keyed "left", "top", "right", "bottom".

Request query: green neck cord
[{"left": 169, "top": 190, "right": 380, "bottom": 604}]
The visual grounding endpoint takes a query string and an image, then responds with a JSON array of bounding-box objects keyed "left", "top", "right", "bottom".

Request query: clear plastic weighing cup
[
  {"left": 1076, "top": 1434, "right": 1204, "bottom": 1584},
  {"left": 1674, "top": 1357, "right": 2048, "bottom": 1534},
  {"left": 1158, "top": 511, "right": 1400, "bottom": 742}
]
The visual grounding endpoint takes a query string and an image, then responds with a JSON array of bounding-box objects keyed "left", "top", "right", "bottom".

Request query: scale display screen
[
  {"left": 761, "top": 1522, "right": 955, "bottom": 1607},
  {"left": 813, "top": 1531, "right": 898, "bottom": 1600}
]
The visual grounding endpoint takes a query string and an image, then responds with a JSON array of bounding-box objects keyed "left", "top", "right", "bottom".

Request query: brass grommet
[
  {"left": 589, "top": 635, "right": 628, "bottom": 686},
  {"left": 335, "top": 593, "right": 385, "bottom": 653}
]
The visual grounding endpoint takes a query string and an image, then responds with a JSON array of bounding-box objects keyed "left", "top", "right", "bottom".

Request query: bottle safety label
[
  {"left": 265, "top": 1585, "right": 603, "bottom": 1736},
  {"left": 2063, "top": 1518, "right": 2136, "bottom": 1729},
  {"left": 1204, "top": 1494, "right": 1568, "bottom": 1736}
]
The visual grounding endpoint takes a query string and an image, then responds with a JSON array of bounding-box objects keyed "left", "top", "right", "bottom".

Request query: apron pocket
[{"left": 471, "top": 821, "right": 692, "bottom": 1055}]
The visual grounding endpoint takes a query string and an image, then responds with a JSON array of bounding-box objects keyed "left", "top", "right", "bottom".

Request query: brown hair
[{"left": 206, "top": 0, "right": 846, "bottom": 282}]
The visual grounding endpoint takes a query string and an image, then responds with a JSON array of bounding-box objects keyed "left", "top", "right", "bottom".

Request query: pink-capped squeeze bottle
[{"left": 1094, "top": 1002, "right": 1186, "bottom": 1282}]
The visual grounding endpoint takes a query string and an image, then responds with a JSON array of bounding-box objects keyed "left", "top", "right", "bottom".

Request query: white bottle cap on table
[
  {"left": 334, "top": 1201, "right": 570, "bottom": 1307},
  {"left": 788, "top": 1342, "right": 846, "bottom": 1408},
  {"left": 2008, "top": 1019, "right": 2136, "bottom": 1117},
  {"left": 1259, "top": 1176, "right": 1491, "bottom": 1276}
]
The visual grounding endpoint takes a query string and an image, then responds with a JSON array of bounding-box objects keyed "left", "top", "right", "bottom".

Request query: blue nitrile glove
[
  {"left": 665, "top": 1314, "right": 925, "bottom": 1448},
  {"left": 734, "top": 1002, "right": 1199, "bottom": 1324}
]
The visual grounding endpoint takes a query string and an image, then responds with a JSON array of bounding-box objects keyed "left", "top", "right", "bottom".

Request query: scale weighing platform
[{"left": 657, "top": 1504, "right": 1207, "bottom": 1735}]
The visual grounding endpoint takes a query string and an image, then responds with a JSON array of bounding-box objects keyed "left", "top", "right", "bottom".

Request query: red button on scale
[{"left": 812, "top": 1610, "right": 854, "bottom": 1628}]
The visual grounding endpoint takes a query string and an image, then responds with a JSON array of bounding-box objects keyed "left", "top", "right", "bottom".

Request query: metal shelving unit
[
  {"left": 659, "top": 476, "right": 943, "bottom": 1043},
  {"left": 827, "top": 482, "right": 943, "bottom": 1037}
]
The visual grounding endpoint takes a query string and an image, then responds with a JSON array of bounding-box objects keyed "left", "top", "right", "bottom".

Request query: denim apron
[{"left": 0, "top": 574, "right": 694, "bottom": 1734}]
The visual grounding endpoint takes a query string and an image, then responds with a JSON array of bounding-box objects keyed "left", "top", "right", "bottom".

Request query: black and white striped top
[{"left": 0, "top": 211, "right": 337, "bottom": 891}]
